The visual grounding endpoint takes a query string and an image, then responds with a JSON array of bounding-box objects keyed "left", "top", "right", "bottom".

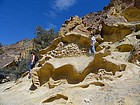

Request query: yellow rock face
[
  {"left": 122, "top": 7, "right": 140, "bottom": 22},
  {"left": 1, "top": 1, "right": 140, "bottom": 105},
  {"left": 101, "top": 23, "right": 133, "bottom": 42},
  {"left": 31, "top": 48, "right": 126, "bottom": 88}
]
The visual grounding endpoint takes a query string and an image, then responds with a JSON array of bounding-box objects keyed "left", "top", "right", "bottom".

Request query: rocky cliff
[
  {"left": 0, "top": 0, "right": 140, "bottom": 105},
  {"left": 0, "top": 39, "right": 33, "bottom": 69}
]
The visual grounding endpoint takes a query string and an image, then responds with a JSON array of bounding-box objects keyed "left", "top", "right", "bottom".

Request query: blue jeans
[
  {"left": 28, "top": 62, "right": 36, "bottom": 73},
  {"left": 89, "top": 46, "right": 96, "bottom": 54}
]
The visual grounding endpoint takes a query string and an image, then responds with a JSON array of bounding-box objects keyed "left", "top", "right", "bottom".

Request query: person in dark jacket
[{"left": 28, "top": 51, "right": 38, "bottom": 79}]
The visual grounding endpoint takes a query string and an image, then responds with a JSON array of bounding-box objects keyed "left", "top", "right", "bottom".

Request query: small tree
[{"left": 33, "top": 26, "right": 58, "bottom": 50}]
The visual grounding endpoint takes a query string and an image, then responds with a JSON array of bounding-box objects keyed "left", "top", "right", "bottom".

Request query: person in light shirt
[{"left": 89, "top": 35, "right": 96, "bottom": 55}]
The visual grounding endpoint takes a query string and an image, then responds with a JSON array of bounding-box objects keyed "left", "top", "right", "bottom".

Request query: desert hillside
[
  {"left": 0, "top": 0, "right": 140, "bottom": 105},
  {"left": 0, "top": 39, "right": 33, "bottom": 68}
]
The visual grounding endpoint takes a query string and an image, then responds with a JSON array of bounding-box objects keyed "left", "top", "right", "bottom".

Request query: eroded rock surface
[
  {"left": 128, "top": 41, "right": 140, "bottom": 66},
  {"left": 0, "top": 0, "right": 140, "bottom": 105}
]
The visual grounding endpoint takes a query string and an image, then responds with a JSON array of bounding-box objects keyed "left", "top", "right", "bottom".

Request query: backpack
[{"left": 34, "top": 55, "right": 39, "bottom": 62}]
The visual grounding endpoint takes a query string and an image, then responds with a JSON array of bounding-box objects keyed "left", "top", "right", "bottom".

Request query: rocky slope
[
  {"left": 0, "top": 0, "right": 140, "bottom": 105},
  {"left": 0, "top": 39, "right": 33, "bottom": 69}
]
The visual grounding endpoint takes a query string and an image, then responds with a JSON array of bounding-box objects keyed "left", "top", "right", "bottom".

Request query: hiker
[
  {"left": 89, "top": 35, "right": 96, "bottom": 55},
  {"left": 28, "top": 51, "right": 39, "bottom": 79}
]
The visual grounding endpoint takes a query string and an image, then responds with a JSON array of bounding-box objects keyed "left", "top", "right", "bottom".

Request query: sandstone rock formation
[{"left": 0, "top": 0, "right": 140, "bottom": 105}]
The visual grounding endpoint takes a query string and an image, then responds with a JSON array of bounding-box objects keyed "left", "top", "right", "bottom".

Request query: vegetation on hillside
[
  {"left": 0, "top": 27, "right": 58, "bottom": 82},
  {"left": 33, "top": 26, "right": 58, "bottom": 50},
  {"left": 0, "top": 43, "right": 4, "bottom": 55},
  {"left": 0, "top": 57, "right": 30, "bottom": 81}
]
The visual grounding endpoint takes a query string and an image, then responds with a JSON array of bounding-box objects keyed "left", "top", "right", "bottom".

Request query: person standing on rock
[
  {"left": 28, "top": 51, "right": 38, "bottom": 79},
  {"left": 89, "top": 35, "right": 96, "bottom": 55}
]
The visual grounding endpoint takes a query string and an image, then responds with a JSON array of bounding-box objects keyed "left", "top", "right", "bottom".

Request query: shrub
[
  {"left": 0, "top": 57, "right": 30, "bottom": 81},
  {"left": 33, "top": 26, "right": 58, "bottom": 50}
]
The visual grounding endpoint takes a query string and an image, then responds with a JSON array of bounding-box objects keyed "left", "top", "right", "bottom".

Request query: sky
[{"left": 0, "top": 0, "right": 110, "bottom": 45}]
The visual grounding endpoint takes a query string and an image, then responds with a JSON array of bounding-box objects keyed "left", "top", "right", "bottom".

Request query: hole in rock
[{"left": 42, "top": 94, "right": 68, "bottom": 103}]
